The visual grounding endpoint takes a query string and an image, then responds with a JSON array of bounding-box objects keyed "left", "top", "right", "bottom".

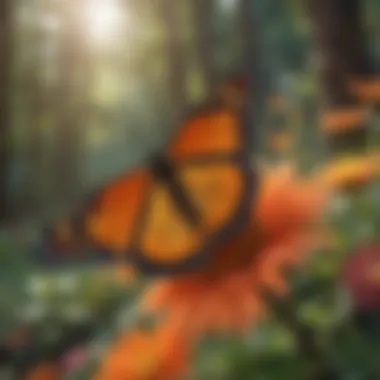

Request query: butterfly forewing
[
  {"left": 168, "top": 109, "right": 241, "bottom": 161},
  {"left": 178, "top": 162, "right": 244, "bottom": 232},
  {"left": 135, "top": 182, "right": 204, "bottom": 265}
]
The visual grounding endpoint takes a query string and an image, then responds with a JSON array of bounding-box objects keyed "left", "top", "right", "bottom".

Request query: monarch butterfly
[{"left": 35, "top": 76, "right": 256, "bottom": 275}]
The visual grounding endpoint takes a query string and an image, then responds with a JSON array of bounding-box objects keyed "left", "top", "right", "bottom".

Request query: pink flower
[
  {"left": 60, "top": 347, "right": 87, "bottom": 372},
  {"left": 342, "top": 243, "right": 380, "bottom": 310}
]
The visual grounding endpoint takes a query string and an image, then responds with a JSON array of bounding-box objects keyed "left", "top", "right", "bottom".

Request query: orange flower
[
  {"left": 320, "top": 108, "right": 367, "bottom": 134},
  {"left": 349, "top": 77, "right": 380, "bottom": 103},
  {"left": 94, "top": 323, "right": 190, "bottom": 380},
  {"left": 26, "top": 362, "right": 59, "bottom": 380},
  {"left": 141, "top": 165, "right": 328, "bottom": 335},
  {"left": 318, "top": 153, "right": 380, "bottom": 191}
]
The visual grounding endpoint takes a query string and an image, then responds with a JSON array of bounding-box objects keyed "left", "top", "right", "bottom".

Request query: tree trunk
[
  {"left": 239, "top": 0, "right": 265, "bottom": 155},
  {"left": 0, "top": 0, "right": 12, "bottom": 224},
  {"left": 306, "top": 0, "right": 372, "bottom": 156},
  {"left": 52, "top": 0, "right": 87, "bottom": 208},
  {"left": 192, "top": 0, "right": 217, "bottom": 98},
  {"left": 23, "top": 10, "right": 46, "bottom": 216},
  {"left": 159, "top": 0, "right": 187, "bottom": 123}
]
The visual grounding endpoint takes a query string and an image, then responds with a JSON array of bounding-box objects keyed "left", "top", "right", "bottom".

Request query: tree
[
  {"left": 306, "top": 0, "right": 373, "bottom": 156},
  {"left": 23, "top": 1, "right": 48, "bottom": 216},
  {"left": 192, "top": 0, "right": 217, "bottom": 97},
  {"left": 159, "top": 0, "right": 187, "bottom": 122},
  {"left": 239, "top": 0, "right": 266, "bottom": 154},
  {"left": 0, "top": 0, "right": 13, "bottom": 223},
  {"left": 52, "top": 0, "right": 88, "bottom": 207}
]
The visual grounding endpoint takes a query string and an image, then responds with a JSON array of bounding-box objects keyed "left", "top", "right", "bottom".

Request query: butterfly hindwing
[
  {"left": 34, "top": 169, "right": 152, "bottom": 268},
  {"left": 84, "top": 169, "right": 151, "bottom": 253}
]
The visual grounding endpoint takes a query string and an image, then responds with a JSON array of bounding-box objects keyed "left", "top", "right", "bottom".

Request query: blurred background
[{"left": 0, "top": 0, "right": 380, "bottom": 378}]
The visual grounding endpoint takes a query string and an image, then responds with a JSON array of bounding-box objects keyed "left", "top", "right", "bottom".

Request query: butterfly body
[{"left": 150, "top": 155, "right": 200, "bottom": 227}]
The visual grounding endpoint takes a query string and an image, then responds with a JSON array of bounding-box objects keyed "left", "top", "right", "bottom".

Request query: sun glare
[
  {"left": 219, "top": 0, "right": 238, "bottom": 12},
  {"left": 84, "top": 0, "right": 124, "bottom": 45}
]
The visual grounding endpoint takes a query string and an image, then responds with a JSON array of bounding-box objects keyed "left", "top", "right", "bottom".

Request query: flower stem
[{"left": 261, "top": 288, "right": 339, "bottom": 380}]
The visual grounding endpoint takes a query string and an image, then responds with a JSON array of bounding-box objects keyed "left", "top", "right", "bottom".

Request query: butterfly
[{"left": 35, "top": 76, "right": 256, "bottom": 275}]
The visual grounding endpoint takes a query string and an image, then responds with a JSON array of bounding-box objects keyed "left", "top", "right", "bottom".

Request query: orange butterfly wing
[
  {"left": 84, "top": 169, "right": 152, "bottom": 254},
  {"left": 168, "top": 108, "right": 241, "bottom": 159},
  {"left": 39, "top": 102, "right": 254, "bottom": 274},
  {"left": 127, "top": 107, "right": 254, "bottom": 273},
  {"left": 38, "top": 170, "right": 151, "bottom": 266}
]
